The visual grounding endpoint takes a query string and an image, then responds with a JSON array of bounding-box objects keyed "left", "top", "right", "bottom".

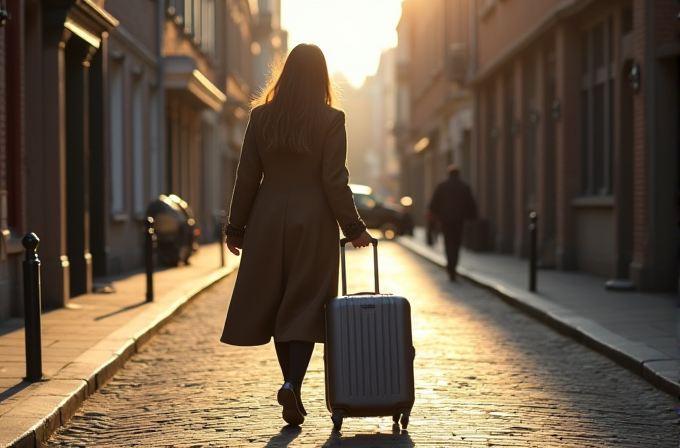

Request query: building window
[
  {"left": 579, "top": 17, "right": 614, "bottom": 196},
  {"left": 110, "top": 59, "right": 125, "bottom": 215},
  {"left": 184, "top": 0, "right": 194, "bottom": 37},
  {"left": 168, "top": 0, "right": 184, "bottom": 21},
  {"left": 149, "top": 87, "right": 160, "bottom": 200},
  {"left": 524, "top": 58, "right": 537, "bottom": 205},
  {"left": 132, "top": 75, "right": 145, "bottom": 217},
  {"left": 176, "top": 0, "right": 215, "bottom": 57}
]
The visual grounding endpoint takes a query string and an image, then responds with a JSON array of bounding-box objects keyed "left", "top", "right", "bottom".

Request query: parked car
[
  {"left": 146, "top": 194, "right": 200, "bottom": 266},
  {"left": 349, "top": 184, "right": 413, "bottom": 240}
]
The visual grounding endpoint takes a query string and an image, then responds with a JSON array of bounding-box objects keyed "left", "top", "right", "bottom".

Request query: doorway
[{"left": 64, "top": 36, "right": 93, "bottom": 297}]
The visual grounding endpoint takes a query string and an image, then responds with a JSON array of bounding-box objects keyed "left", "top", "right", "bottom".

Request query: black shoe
[
  {"left": 285, "top": 381, "right": 307, "bottom": 416},
  {"left": 278, "top": 382, "right": 304, "bottom": 426},
  {"left": 294, "top": 387, "right": 307, "bottom": 416}
]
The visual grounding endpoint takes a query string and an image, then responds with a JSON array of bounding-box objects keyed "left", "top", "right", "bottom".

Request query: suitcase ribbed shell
[{"left": 325, "top": 294, "right": 415, "bottom": 417}]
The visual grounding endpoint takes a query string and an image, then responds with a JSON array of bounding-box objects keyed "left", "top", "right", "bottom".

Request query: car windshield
[
  {"left": 354, "top": 194, "right": 377, "bottom": 209},
  {"left": 350, "top": 184, "right": 381, "bottom": 208}
]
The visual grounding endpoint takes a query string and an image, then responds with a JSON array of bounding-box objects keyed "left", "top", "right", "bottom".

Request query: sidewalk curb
[
  {"left": 397, "top": 236, "right": 680, "bottom": 399},
  {"left": 6, "top": 266, "right": 236, "bottom": 448}
]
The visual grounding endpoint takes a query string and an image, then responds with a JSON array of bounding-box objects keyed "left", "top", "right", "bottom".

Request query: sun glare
[{"left": 280, "top": 0, "right": 404, "bottom": 88}]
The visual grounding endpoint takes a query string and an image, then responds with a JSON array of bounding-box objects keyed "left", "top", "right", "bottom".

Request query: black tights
[{"left": 274, "top": 340, "right": 315, "bottom": 391}]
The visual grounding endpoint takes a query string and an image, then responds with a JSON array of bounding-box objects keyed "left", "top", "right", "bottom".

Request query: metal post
[
  {"left": 219, "top": 210, "right": 226, "bottom": 267},
  {"left": 528, "top": 212, "right": 538, "bottom": 292},
  {"left": 22, "top": 233, "right": 42, "bottom": 382},
  {"left": 146, "top": 217, "right": 156, "bottom": 302}
]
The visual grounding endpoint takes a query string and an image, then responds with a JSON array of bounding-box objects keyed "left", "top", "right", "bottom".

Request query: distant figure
[
  {"left": 427, "top": 165, "right": 477, "bottom": 281},
  {"left": 221, "top": 43, "right": 372, "bottom": 427},
  {"left": 426, "top": 216, "right": 439, "bottom": 247}
]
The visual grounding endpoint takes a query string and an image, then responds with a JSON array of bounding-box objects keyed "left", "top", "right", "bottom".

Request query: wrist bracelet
[
  {"left": 342, "top": 220, "right": 367, "bottom": 241},
  {"left": 224, "top": 223, "right": 245, "bottom": 238}
]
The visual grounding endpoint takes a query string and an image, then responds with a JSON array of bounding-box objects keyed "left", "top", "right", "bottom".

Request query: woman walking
[{"left": 221, "top": 43, "right": 372, "bottom": 426}]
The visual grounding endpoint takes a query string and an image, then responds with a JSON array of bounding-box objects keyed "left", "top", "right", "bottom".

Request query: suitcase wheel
[
  {"left": 394, "top": 408, "right": 410, "bottom": 429},
  {"left": 400, "top": 414, "right": 410, "bottom": 429},
  {"left": 331, "top": 409, "right": 344, "bottom": 431}
]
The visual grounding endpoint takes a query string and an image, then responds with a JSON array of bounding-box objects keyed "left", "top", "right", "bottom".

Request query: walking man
[{"left": 427, "top": 164, "right": 477, "bottom": 281}]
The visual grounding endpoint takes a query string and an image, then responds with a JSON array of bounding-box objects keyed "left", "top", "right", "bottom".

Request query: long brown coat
[{"left": 220, "top": 105, "right": 364, "bottom": 346}]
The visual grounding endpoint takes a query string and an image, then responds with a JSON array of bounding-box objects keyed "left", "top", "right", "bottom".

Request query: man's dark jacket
[{"left": 429, "top": 177, "right": 477, "bottom": 223}]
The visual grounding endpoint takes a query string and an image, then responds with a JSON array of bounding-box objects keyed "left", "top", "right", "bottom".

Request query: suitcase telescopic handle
[{"left": 339, "top": 237, "right": 379, "bottom": 296}]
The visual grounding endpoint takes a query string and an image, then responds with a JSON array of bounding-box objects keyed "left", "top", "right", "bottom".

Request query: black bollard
[
  {"left": 146, "top": 217, "right": 156, "bottom": 302},
  {"left": 528, "top": 212, "right": 538, "bottom": 292},
  {"left": 219, "top": 210, "right": 226, "bottom": 267},
  {"left": 22, "top": 233, "right": 43, "bottom": 382}
]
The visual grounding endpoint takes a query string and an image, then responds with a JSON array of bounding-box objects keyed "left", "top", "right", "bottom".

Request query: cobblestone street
[{"left": 45, "top": 242, "right": 678, "bottom": 447}]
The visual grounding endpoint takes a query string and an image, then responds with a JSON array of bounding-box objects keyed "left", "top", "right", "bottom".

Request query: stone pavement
[
  {"left": 0, "top": 242, "right": 238, "bottom": 448},
  {"left": 1, "top": 229, "right": 678, "bottom": 447},
  {"left": 398, "top": 226, "right": 680, "bottom": 398},
  {"left": 45, "top": 241, "right": 678, "bottom": 447}
]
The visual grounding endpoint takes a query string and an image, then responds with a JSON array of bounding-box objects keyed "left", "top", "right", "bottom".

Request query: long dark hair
[{"left": 251, "top": 44, "right": 340, "bottom": 153}]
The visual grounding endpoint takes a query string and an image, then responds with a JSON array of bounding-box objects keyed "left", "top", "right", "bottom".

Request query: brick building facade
[
  {"left": 396, "top": 0, "right": 474, "bottom": 227},
  {"left": 471, "top": 0, "right": 678, "bottom": 291},
  {"left": 396, "top": 0, "right": 678, "bottom": 291},
  {"left": 5, "top": 0, "right": 119, "bottom": 313},
  {"left": 0, "top": 0, "right": 264, "bottom": 322}
]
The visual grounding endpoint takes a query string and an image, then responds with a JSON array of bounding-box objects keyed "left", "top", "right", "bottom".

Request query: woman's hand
[
  {"left": 350, "top": 230, "right": 373, "bottom": 248},
  {"left": 226, "top": 235, "right": 244, "bottom": 256}
]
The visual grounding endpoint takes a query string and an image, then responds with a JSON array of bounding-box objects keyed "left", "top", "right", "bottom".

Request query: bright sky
[{"left": 280, "top": 0, "right": 404, "bottom": 88}]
